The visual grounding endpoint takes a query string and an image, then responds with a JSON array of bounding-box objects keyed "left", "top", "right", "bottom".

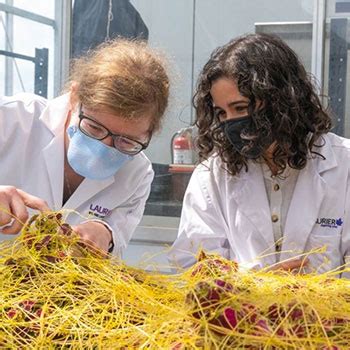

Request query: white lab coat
[
  {"left": 169, "top": 133, "right": 350, "bottom": 276},
  {"left": 0, "top": 93, "right": 154, "bottom": 256}
]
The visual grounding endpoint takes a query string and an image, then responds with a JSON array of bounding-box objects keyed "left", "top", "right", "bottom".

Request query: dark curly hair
[{"left": 194, "top": 33, "right": 332, "bottom": 175}]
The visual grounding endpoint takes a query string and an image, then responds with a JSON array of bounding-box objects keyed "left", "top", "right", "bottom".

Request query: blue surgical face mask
[{"left": 66, "top": 125, "right": 133, "bottom": 180}]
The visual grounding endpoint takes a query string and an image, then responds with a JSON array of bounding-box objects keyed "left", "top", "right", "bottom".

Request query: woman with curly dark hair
[{"left": 169, "top": 33, "right": 350, "bottom": 276}]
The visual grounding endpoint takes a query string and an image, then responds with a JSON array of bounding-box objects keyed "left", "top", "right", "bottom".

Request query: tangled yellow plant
[{"left": 0, "top": 212, "right": 349, "bottom": 349}]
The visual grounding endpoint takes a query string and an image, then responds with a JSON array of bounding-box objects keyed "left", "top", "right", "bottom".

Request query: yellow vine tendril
[{"left": 0, "top": 212, "right": 349, "bottom": 349}]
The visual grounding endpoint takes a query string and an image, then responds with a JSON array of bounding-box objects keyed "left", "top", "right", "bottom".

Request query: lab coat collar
[
  {"left": 42, "top": 128, "right": 65, "bottom": 209},
  {"left": 280, "top": 134, "right": 337, "bottom": 260},
  {"left": 40, "top": 94, "right": 70, "bottom": 208},
  {"left": 231, "top": 161, "right": 276, "bottom": 263},
  {"left": 314, "top": 134, "right": 338, "bottom": 174},
  {"left": 280, "top": 159, "right": 327, "bottom": 260}
]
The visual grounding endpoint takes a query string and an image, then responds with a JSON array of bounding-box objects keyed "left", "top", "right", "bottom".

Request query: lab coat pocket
[{"left": 305, "top": 233, "right": 342, "bottom": 274}]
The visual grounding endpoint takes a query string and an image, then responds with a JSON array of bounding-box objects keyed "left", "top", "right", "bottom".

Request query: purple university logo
[
  {"left": 315, "top": 217, "right": 343, "bottom": 229},
  {"left": 89, "top": 204, "right": 111, "bottom": 218}
]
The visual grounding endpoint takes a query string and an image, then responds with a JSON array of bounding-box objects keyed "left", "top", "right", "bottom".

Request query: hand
[
  {"left": 268, "top": 258, "right": 309, "bottom": 273},
  {"left": 0, "top": 186, "right": 50, "bottom": 234},
  {"left": 71, "top": 221, "right": 112, "bottom": 256}
]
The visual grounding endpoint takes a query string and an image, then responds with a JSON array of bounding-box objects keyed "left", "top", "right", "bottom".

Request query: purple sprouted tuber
[
  {"left": 186, "top": 280, "right": 231, "bottom": 311},
  {"left": 44, "top": 255, "right": 59, "bottom": 263},
  {"left": 60, "top": 223, "right": 73, "bottom": 236},
  {"left": 267, "top": 304, "right": 286, "bottom": 322},
  {"left": 255, "top": 319, "right": 270, "bottom": 333},
  {"left": 4, "top": 258, "right": 16, "bottom": 266},
  {"left": 20, "top": 300, "right": 36, "bottom": 311},
  {"left": 23, "top": 234, "right": 35, "bottom": 248},
  {"left": 289, "top": 307, "right": 303, "bottom": 321},
  {"left": 191, "top": 251, "right": 238, "bottom": 277},
  {"left": 214, "top": 279, "right": 234, "bottom": 292},
  {"left": 240, "top": 303, "right": 258, "bottom": 323},
  {"left": 291, "top": 323, "right": 306, "bottom": 337},
  {"left": 35, "top": 309, "right": 43, "bottom": 317},
  {"left": 223, "top": 307, "right": 238, "bottom": 329},
  {"left": 321, "top": 319, "right": 333, "bottom": 332},
  {"left": 209, "top": 307, "right": 238, "bottom": 332},
  {"left": 276, "top": 327, "right": 287, "bottom": 337},
  {"left": 6, "top": 309, "right": 17, "bottom": 319},
  {"left": 34, "top": 235, "right": 52, "bottom": 251}
]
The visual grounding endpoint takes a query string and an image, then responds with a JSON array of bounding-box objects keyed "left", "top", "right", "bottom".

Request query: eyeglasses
[{"left": 78, "top": 111, "right": 149, "bottom": 156}]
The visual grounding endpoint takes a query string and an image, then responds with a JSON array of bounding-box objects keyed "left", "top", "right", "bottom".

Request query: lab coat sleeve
[
  {"left": 168, "top": 166, "right": 231, "bottom": 269},
  {"left": 102, "top": 165, "right": 154, "bottom": 257}
]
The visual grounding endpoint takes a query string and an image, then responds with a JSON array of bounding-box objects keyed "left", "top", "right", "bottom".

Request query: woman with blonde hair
[{"left": 0, "top": 39, "right": 170, "bottom": 256}]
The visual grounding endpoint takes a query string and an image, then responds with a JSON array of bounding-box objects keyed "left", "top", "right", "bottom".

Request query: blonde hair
[{"left": 68, "top": 38, "right": 170, "bottom": 132}]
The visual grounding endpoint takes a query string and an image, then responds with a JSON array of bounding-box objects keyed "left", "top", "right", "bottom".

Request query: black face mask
[{"left": 220, "top": 115, "right": 272, "bottom": 159}]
